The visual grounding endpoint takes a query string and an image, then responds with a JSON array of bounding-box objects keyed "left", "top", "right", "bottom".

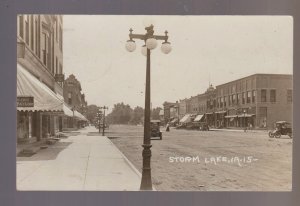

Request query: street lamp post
[
  {"left": 125, "top": 22, "right": 172, "bottom": 190},
  {"left": 97, "top": 109, "right": 102, "bottom": 134},
  {"left": 243, "top": 109, "right": 246, "bottom": 132},
  {"left": 100, "top": 106, "right": 108, "bottom": 136}
]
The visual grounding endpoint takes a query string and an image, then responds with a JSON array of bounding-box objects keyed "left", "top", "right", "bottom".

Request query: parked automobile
[
  {"left": 150, "top": 120, "right": 162, "bottom": 140},
  {"left": 199, "top": 122, "right": 209, "bottom": 131},
  {"left": 268, "top": 121, "right": 292, "bottom": 138}
]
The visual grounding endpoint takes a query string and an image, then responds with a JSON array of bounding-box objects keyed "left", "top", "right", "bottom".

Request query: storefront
[{"left": 17, "top": 64, "right": 72, "bottom": 143}]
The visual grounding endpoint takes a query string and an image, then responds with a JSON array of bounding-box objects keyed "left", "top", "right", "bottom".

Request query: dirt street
[{"left": 107, "top": 125, "right": 292, "bottom": 191}]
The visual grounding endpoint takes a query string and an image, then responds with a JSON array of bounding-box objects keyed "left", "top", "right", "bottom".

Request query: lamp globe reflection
[{"left": 125, "top": 40, "right": 136, "bottom": 52}]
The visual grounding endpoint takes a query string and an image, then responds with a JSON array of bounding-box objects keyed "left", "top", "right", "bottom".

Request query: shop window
[
  {"left": 270, "top": 89, "right": 276, "bottom": 102},
  {"left": 261, "top": 89, "right": 267, "bottom": 102},
  {"left": 287, "top": 89, "right": 292, "bottom": 103}
]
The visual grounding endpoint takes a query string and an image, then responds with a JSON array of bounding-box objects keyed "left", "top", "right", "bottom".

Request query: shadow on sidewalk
[{"left": 17, "top": 141, "right": 73, "bottom": 162}]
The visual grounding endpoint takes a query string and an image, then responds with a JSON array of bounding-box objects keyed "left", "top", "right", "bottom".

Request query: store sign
[
  {"left": 17, "top": 96, "right": 34, "bottom": 107},
  {"left": 55, "top": 74, "right": 65, "bottom": 82}
]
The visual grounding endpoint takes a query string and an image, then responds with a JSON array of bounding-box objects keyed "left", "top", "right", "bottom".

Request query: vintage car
[
  {"left": 268, "top": 121, "right": 292, "bottom": 138},
  {"left": 199, "top": 122, "right": 209, "bottom": 131},
  {"left": 151, "top": 120, "right": 162, "bottom": 140}
]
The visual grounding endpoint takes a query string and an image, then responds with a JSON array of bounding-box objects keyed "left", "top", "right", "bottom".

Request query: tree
[
  {"left": 106, "top": 102, "right": 133, "bottom": 124},
  {"left": 86, "top": 104, "right": 100, "bottom": 124},
  {"left": 130, "top": 106, "right": 144, "bottom": 125},
  {"left": 151, "top": 107, "right": 162, "bottom": 120}
]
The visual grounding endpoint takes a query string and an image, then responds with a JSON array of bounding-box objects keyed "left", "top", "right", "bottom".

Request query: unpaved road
[{"left": 107, "top": 125, "right": 292, "bottom": 191}]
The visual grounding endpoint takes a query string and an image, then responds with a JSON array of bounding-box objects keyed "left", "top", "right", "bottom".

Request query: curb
[{"left": 106, "top": 136, "right": 157, "bottom": 191}]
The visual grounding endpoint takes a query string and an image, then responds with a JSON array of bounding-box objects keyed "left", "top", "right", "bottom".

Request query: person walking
[{"left": 166, "top": 123, "right": 170, "bottom": 132}]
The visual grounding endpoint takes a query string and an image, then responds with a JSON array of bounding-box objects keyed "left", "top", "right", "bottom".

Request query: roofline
[{"left": 216, "top": 73, "right": 292, "bottom": 88}]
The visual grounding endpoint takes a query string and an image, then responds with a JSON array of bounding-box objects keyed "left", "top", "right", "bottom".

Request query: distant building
[
  {"left": 162, "top": 73, "right": 292, "bottom": 129},
  {"left": 163, "top": 101, "right": 179, "bottom": 123},
  {"left": 63, "top": 74, "right": 88, "bottom": 128},
  {"left": 215, "top": 74, "right": 292, "bottom": 129}
]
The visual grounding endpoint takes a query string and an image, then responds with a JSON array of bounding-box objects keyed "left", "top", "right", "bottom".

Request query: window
[
  {"left": 19, "top": 15, "right": 24, "bottom": 38},
  {"left": 270, "top": 89, "right": 276, "bottom": 102},
  {"left": 247, "top": 91, "right": 251, "bottom": 103},
  {"left": 287, "top": 89, "right": 292, "bottom": 103},
  {"left": 224, "top": 96, "right": 227, "bottom": 107},
  {"left": 56, "top": 57, "right": 58, "bottom": 74},
  {"left": 232, "top": 94, "right": 236, "bottom": 105},
  {"left": 242, "top": 92, "right": 246, "bottom": 104},
  {"left": 237, "top": 94, "right": 240, "bottom": 105},
  {"left": 59, "top": 26, "right": 62, "bottom": 51},
  {"left": 68, "top": 93, "right": 72, "bottom": 105},
  {"left": 35, "top": 19, "right": 39, "bottom": 56},
  {"left": 252, "top": 90, "right": 256, "bottom": 103},
  {"left": 30, "top": 15, "right": 34, "bottom": 50},
  {"left": 41, "top": 32, "right": 47, "bottom": 65},
  {"left": 25, "top": 16, "right": 29, "bottom": 44},
  {"left": 261, "top": 89, "right": 267, "bottom": 102}
]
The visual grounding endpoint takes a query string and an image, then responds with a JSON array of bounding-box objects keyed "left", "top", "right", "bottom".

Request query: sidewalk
[
  {"left": 17, "top": 126, "right": 141, "bottom": 191},
  {"left": 210, "top": 128, "right": 267, "bottom": 133}
]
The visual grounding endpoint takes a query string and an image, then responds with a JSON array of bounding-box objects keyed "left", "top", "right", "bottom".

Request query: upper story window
[
  {"left": 261, "top": 89, "right": 267, "bottom": 102},
  {"left": 270, "top": 89, "right": 276, "bottom": 102},
  {"left": 252, "top": 90, "right": 256, "bottom": 103},
  {"left": 287, "top": 89, "right": 292, "bottom": 103},
  {"left": 68, "top": 92, "right": 72, "bottom": 105},
  {"left": 59, "top": 26, "right": 63, "bottom": 51},
  {"left": 242, "top": 92, "right": 246, "bottom": 104},
  {"left": 41, "top": 32, "right": 48, "bottom": 65},
  {"left": 18, "top": 15, "right": 24, "bottom": 38},
  {"left": 25, "top": 16, "right": 29, "bottom": 45},
  {"left": 247, "top": 91, "right": 251, "bottom": 103}
]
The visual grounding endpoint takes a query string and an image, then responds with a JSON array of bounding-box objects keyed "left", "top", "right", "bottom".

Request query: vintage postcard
[{"left": 16, "top": 15, "right": 293, "bottom": 191}]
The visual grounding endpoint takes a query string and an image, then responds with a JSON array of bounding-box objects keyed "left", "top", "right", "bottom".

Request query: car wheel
[
  {"left": 268, "top": 131, "right": 274, "bottom": 138},
  {"left": 275, "top": 132, "right": 281, "bottom": 138}
]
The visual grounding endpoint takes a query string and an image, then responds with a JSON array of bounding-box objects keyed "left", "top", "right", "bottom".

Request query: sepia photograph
[{"left": 16, "top": 15, "right": 293, "bottom": 191}]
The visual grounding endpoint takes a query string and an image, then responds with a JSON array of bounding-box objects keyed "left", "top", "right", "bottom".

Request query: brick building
[
  {"left": 17, "top": 15, "right": 70, "bottom": 143},
  {"left": 163, "top": 74, "right": 292, "bottom": 129}
]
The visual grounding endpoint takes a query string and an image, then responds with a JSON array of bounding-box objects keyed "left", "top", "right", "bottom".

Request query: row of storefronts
[
  {"left": 164, "top": 73, "right": 292, "bottom": 129},
  {"left": 17, "top": 64, "right": 88, "bottom": 143},
  {"left": 17, "top": 15, "right": 88, "bottom": 145}
]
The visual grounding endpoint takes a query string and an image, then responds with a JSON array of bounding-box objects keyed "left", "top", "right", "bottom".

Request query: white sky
[{"left": 63, "top": 15, "right": 293, "bottom": 111}]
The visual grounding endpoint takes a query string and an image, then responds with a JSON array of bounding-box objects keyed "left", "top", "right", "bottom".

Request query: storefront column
[{"left": 35, "top": 112, "right": 42, "bottom": 141}]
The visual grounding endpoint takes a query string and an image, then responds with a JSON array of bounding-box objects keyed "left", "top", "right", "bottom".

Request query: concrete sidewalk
[{"left": 17, "top": 126, "right": 141, "bottom": 191}]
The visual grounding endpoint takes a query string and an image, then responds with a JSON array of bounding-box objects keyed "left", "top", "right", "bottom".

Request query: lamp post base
[{"left": 140, "top": 144, "right": 152, "bottom": 190}]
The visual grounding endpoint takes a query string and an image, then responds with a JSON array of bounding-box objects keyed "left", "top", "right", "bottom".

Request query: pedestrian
[
  {"left": 249, "top": 123, "right": 253, "bottom": 130},
  {"left": 166, "top": 123, "right": 170, "bottom": 132}
]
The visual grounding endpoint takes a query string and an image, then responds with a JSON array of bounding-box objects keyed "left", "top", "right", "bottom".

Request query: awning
[
  {"left": 194, "top": 114, "right": 204, "bottom": 122},
  {"left": 63, "top": 103, "right": 74, "bottom": 117},
  {"left": 237, "top": 114, "right": 255, "bottom": 118},
  {"left": 74, "top": 111, "right": 88, "bottom": 121},
  {"left": 215, "top": 111, "right": 226, "bottom": 114},
  {"left": 17, "top": 64, "right": 63, "bottom": 112},
  {"left": 170, "top": 118, "right": 178, "bottom": 123},
  {"left": 225, "top": 115, "right": 238, "bottom": 118},
  {"left": 180, "top": 114, "right": 191, "bottom": 123},
  {"left": 230, "top": 118, "right": 235, "bottom": 122}
]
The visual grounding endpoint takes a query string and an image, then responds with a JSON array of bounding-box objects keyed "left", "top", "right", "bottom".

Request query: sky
[{"left": 63, "top": 15, "right": 293, "bottom": 111}]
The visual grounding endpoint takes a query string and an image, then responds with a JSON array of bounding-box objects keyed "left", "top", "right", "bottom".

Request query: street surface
[
  {"left": 107, "top": 124, "right": 292, "bottom": 191},
  {"left": 17, "top": 126, "right": 141, "bottom": 191}
]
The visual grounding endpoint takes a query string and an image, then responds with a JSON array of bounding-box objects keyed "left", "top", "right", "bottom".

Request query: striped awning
[
  {"left": 194, "top": 114, "right": 204, "bottom": 122},
  {"left": 17, "top": 64, "right": 63, "bottom": 112},
  {"left": 180, "top": 114, "right": 191, "bottom": 123}
]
